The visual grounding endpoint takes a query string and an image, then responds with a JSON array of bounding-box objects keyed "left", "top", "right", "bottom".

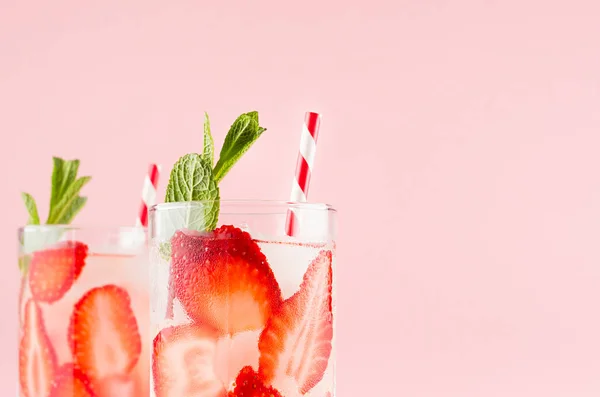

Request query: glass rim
[
  {"left": 18, "top": 225, "right": 146, "bottom": 233},
  {"left": 150, "top": 200, "right": 337, "bottom": 213}
]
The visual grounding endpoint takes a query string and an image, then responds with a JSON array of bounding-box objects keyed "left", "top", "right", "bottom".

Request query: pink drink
[
  {"left": 18, "top": 227, "right": 149, "bottom": 397},
  {"left": 150, "top": 202, "right": 337, "bottom": 397}
]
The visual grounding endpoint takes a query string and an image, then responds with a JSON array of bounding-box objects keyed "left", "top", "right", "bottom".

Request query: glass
[
  {"left": 149, "top": 200, "right": 337, "bottom": 397},
  {"left": 18, "top": 226, "right": 149, "bottom": 397}
]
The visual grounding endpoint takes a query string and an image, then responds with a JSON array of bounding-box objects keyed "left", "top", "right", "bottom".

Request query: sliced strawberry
[
  {"left": 29, "top": 241, "right": 88, "bottom": 303},
  {"left": 95, "top": 374, "right": 134, "bottom": 397},
  {"left": 214, "top": 330, "right": 261, "bottom": 388},
  {"left": 49, "top": 364, "right": 96, "bottom": 397},
  {"left": 258, "top": 250, "right": 334, "bottom": 394},
  {"left": 19, "top": 274, "right": 27, "bottom": 326},
  {"left": 19, "top": 300, "right": 58, "bottom": 397},
  {"left": 171, "top": 225, "right": 282, "bottom": 334},
  {"left": 228, "top": 366, "right": 283, "bottom": 397},
  {"left": 153, "top": 324, "right": 226, "bottom": 397},
  {"left": 69, "top": 285, "right": 141, "bottom": 381}
]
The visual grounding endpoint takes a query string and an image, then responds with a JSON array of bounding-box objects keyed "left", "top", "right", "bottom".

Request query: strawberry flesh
[
  {"left": 258, "top": 250, "right": 334, "bottom": 394},
  {"left": 19, "top": 300, "right": 58, "bottom": 397},
  {"left": 171, "top": 225, "right": 282, "bottom": 335},
  {"left": 49, "top": 364, "right": 96, "bottom": 397},
  {"left": 69, "top": 285, "right": 142, "bottom": 381},
  {"left": 95, "top": 374, "right": 135, "bottom": 397},
  {"left": 153, "top": 324, "right": 226, "bottom": 397},
  {"left": 29, "top": 241, "right": 88, "bottom": 303},
  {"left": 228, "top": 366, "right": 283, "bottom": 397}
]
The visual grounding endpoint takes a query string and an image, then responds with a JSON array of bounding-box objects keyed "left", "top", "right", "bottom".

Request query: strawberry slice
[
  {"left": 258, "top": 250, "right": 334, "bottom": 394},
  {"left": 153, "top": 324, "right": 226, "bottom": 397},
  {"left": 68, "top": 285, "right": 141, "bottom": 381},
  {"left": 19, "top": 300, "right": 58, "bottom": 397},
  {"left": 19, "top": 274, "right": 27, "bottom": 326},
  {"left": 95, "top": 374, "right": 135, "bottom": 397},
  {"left": 49, "top": 364, "right": 96, "bottom": 397},
  {"left": 29, "top": 241, "right": 88, "bottom": 303},
  {"left": 228, "top": 366, "right": 283, "bottom": 397},
  {"left": 171, "top": 225, "right": 282, "bottom": 334}
]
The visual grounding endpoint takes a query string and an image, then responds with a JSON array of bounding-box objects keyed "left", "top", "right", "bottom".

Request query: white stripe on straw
[
  {"left": 285, "top": 112, "right": 321, "bottom": 236},
  {"left": 136, "top": 164, "right": 161, "bottom": 227}
]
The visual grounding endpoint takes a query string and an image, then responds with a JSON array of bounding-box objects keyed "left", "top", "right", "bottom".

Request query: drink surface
[
  {"left": 150, "top": 226, "right": 336, "bottom": 397},
  {"left": 19, "top": 249, "right": 149, "bottom": 397},
  {"left": 17, "top": 227, "right": 335, "bottom": 397}
]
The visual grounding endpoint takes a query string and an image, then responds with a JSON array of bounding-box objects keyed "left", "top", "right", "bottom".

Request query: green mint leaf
[
  {"left": 55, "top": 196, "right": 87, "bottom": 225},
  {"left": 48, "top": 157, "right": 84, "bottom": 223},
  {"left": 203, "top": 112, "right": 214, "bottom": 166},
  {"left": 213, "top": 112, "right": 266, "bottom": 183},
  {"left": 21, "top": 193, "right": 40, "bottom": 225},
  {"left": 47, "top": 176, "right": 92, "bottom": 224},
  {"left": 49, "top": 157, "right": 79, "bottom": 213},
  {"left": 50, "top": 157, "right": 67, "bottom": 209},
  {"left": 244, "top": 110, "right": 259, "bottom": 124},
  {"left": 165, "top": 153, "right": 220, "bottom": 231}
]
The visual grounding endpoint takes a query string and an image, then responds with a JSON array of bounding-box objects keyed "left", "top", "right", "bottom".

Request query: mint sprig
[
  {"left": 164, "top": 110, "right": 266, "bottom": 232},
  {"left": 22, "top": 157, "right": 91, "bottom": 226},
  {"left": 20, "top": 157, "right": 91, "bottom": 272}
]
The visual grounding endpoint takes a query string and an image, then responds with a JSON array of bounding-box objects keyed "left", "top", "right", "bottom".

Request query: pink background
[{"left": 1, "top": 1, "right": 600, "bottom": 395}]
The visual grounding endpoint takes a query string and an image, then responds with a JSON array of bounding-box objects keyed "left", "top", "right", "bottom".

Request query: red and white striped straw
[
  {"left": 285, "top": 112, "right": 321, "bottom": 236},
  {"left": 136, "top": 163, "right": 161, "bottom": 227}
]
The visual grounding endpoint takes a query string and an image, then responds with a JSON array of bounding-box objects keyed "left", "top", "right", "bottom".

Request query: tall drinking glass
[
  {"left": 18, "top": 226, "right": 149, "bottom": 397},
  {"left": 149, "top": 201, "right": 337, "bottom": 397}
]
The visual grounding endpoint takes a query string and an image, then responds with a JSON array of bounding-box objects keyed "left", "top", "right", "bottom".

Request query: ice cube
[{"left": 119, "top": 227, "right": 146, "bottom": 249}]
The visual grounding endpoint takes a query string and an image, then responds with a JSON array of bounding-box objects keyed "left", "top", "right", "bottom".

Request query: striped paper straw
[
  {"left": 285, "top": 112, "right": 321, "bottom": 236},
  {"left": 136, "top": 163, "right": 160, "bottom": 227}
]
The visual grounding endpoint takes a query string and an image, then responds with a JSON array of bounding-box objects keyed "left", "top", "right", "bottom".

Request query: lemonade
[
  {"left": 18, "top": 227, "right": 149, "bottom": 397},
  {"left": 147, "top": 111, "right": 335, "bottom": 396},
  {"left": 149, "top": 202, "right": 336, "bottom": 397}
]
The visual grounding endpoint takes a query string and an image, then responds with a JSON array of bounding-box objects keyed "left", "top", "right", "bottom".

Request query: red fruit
[
  {"left": 49, "top": 364, "right": 96, "bottom": 397},
  {"left": 29, "top": 241, "right": 88, "bottom": 303},
  {"left": 153, "top": 324, "right": 226, "bottom": 397},
  {"left": 19, "top": 274, "right": 27, "bottom": 326},
  {"left": 171, "top": 225, "right": 282, "bottom": 334},
  {"left": 69, "top": 285, "right": 142, "bottom": 380},
  {"left": 228, "top": 366, "right": 283, "bottom": 397},
  {"left": 95, "top": 374, "right": 135, "bottom": 397},
  {"left": 19, "top": 300, "right": 58, "bottom": 397},
  {"left": 258, "top": 250, "right": 334, "bottom": 394}
]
